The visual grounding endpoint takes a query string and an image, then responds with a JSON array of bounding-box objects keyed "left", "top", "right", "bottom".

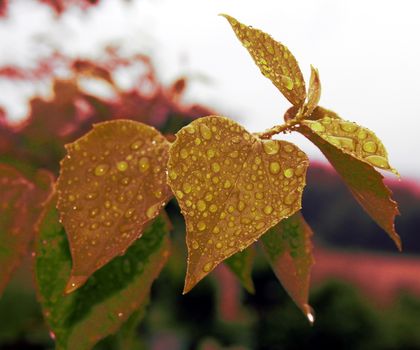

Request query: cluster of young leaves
[{"left": 0, "top": 14, "right": 402, "bottom": 349}]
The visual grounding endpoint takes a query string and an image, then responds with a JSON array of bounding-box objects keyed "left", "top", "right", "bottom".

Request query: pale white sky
[{"left": 0, "top": 0, "right": 419, "bottom": 179}]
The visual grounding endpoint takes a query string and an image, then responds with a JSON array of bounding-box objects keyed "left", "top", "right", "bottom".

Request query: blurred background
[{"left": 0, "top": 0, "right": 420, "bottom": 349}]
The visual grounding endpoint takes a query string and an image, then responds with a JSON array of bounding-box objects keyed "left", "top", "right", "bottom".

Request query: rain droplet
[
  {"left": 138, "top": 157, "right": 150, "bottom": 172},
  {"left": 183, "top": 183, "right": 192, "bottom": 194},
  {"left": 169, "top": 170, "right": 178, "bottom": 180},
  {"left": 192, "top": 240, "right": 199, "bottom": 249},
  {"left": 309, "top": 122, "right": 325, "bottom": 132},
  {"left": 94, "top": 164, "right": 109, "bottom": 176},
  {"left": 203, "top": 262, "right": 212, "bottom": 272},
  {"left": 197, "top": 221, "right": 206, "bottom": 231},
  {"left": 209, "top": 204, "right": 218, "bottom": 212},
  {"left": 180, "top": 148, "right": 189, "bottom": 159},
  {"left": 116, "top": 161, "right": 128, "bottom": 172},
  {"left": 197, "top": 200, "right": 206, "bottom": 212},
  {"left": 269, "top": 162, "right": 281, "bottom": 174},
  {"left": 263, "top": 140, "right": 280, "bottom": 155},
  {"left": 264, "top": 205, "right": 273, "bottom": 215},
  {"left": 362, "top": 141, "right": 377, "bottom": 153},
  {"left": 200, "top": 124, "right": 213, "bottom": 140},
  {"left": 365, "top": 155, "right": 389, "bottom": 169},
  {"left": 284, "top": 168, "right": 294, "bottom": 178},
  {"left": 130, "top": 140, "right": 143, "bottom": 150},
  {"left": 211, "top": 162, "right": 221, "bottom": 173},
  {"left": 281, "top": 75, "right": 294, "bottom": 90},
  {"left": 339, "top": 121, "right": 358, "bottom": 133}
]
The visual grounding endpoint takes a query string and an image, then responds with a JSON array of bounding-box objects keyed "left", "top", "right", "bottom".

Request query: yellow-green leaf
[
  {"left": 56, "top": 120, "right": 172, "bottom": 293},
  {"left": 303, "top": 65, "right": 321, "bottom": 117},
  {"left": 298, "top": 125, "right": 401, "bottom": 250},
  {"left": 167, "top": 115, "right": 309, "bottom": 293},
  {"left": 222, "top": 14, "right": 306, "bottom": 106},
  {"left": 225, "top": 247, "right": 255, "bottom": 294},
  {"left": 302, "top": 117, "right": 398, "bottom": 174},
  {"left": 261, "top": 212, "right": 314, "bottom": 321},
  {"left": 35, "top": 196, "right": 170, "bottom": 350}
]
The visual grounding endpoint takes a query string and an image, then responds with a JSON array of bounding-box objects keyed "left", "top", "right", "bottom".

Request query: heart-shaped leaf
[
  {"left": 167, "top": 116, "right": 309, "bottom": 293},
  {"left": 222, "top": 14, "right": 306, "bottom": 107},
  {"left": 56, "top": 120, "right": 172, "bottom": 293},
  {"left": 261, "top": 212, "right": 314, "bottom": 321},
  {"left": 35, "top": 196, "right": 170, "bottom": 350}
]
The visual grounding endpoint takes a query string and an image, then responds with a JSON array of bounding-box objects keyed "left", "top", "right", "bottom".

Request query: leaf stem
[{"left": 255, "top": 119, "right": 300, "bottom": 139}]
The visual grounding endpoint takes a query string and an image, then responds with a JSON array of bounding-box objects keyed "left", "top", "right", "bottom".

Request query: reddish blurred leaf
[
  {"left": 261, "top": 212, "right": 314, "bottom": 321},
  {"left": 56, "top": 120, "right": 172, "bottom": 293},
  {"left": 0, "top": 164, "right": 53, "bottom": 296},
  {"left": 167, "top": 116, "right": 309, "bottom": 293},
  {"left": 299, "top": 125, "right": 401, "bottom": 250}
]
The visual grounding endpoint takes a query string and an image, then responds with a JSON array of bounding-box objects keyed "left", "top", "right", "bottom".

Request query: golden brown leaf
[
  {"left": 261, "top": 212, "right": 314, "bottom": 321},
  {"left": 302, "top": 117, "right": 398, "bottom": 174},
  {"left": 222, "top": 14, "right": 306, "bottom": 106},
  {"left": 56, "top": 120, "right": 172, "bottom": 293},
  {"left": 167, "top": 116, "right": 309, "bottom": 293},
  {"left": 299, "top": 125, "right": 401, "bottom": 250}
]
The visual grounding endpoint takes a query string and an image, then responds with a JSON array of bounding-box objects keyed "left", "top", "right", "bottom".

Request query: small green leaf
[
  {"left": 261, "top": 212, "right": 314, "bottom": 322},
  {"left": 222, "top": 14, "right": 306, "bottom": 106},
  {"left": 299, "top": 125, "right": 401, "bottom": 250},
  {"left": 35, "top": 196, "right": 170, "bottom": 350},
  {"left": 225, "top": 247, "right": 255, "bottom": 294}
]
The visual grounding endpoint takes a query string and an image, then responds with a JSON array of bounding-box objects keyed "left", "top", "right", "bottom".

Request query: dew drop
[
  {"left": 197, "top": 221, "right": 206, "bottom": 231},
  {"left": 200, "top": 124, "right": 212, "bottom": 140},
  {"left": 238, "top": 201, "right": 245, "bottom": 211},
  {"left": 211, "top": 162, "right": 221, "bottom": 173},
  {"left": 146, "top": 204, "right": 159, "bottom": 219},
  {"left": 269, "top": 162, "right": 281, "bottom": 174},
  {"left": 130, "top": 140, "right": 142, "bottom": 150},
  {"left": 138, "top": 157, "right": 150, "bottom": 172},
  {"left": 209, "top": 204, "right": 218, "bottom": 212},
  {"left": 357, "top": 130, "right": 368, "bottom": 140},
  {"left": 365, "top": 155, "right": 389, "bottom": 169},
  {"left": 207, "top": 149, "right": 215, "bottom": 158},
  {"left": 362, "top": 141, "right": 377, "bottom": 153},
  {"left": 197, "top": 200, "right": 207, "bottom": 212},
  {"left": 94, "top": 164, "right": 109, "bottom": 176},
  {"left": 203, "top": 262, "right": 212, "bottom": 272},
  {"left": 180, "top": 148, "right": 189, "bottom": 159},
  {"left": 169, "top": 170, "right": 178, "bottom": 180},
  {"left": 264, "top": 205, "right": 273, "bottom": 215},
  {"left": 281, "top": 75, "right": 294, "bottom": 90},
  {"left": 284, "top": 168, "right": 294, "bottom": 178},
  {"left": 262, "top": 140, "right": 280, "bottom": 155},
  {"left": 116, "top": 161, "right": 128, "bottom": 172},
  {"left": 283, "top": 144, "right": 294, "bottom": 153},
  {"left": 224, "top": 180, "right": 232, "bottom": 189},
  {"left": 339, "top": 121, "right": 358, "bottom": 133},
  {"left": 192, "top": 240, "right": 199, "bottom": 249},
  {"left": 183, "top": 183, "right": 192, "bottom": 194},
  {"left": 309, "top": 122, "right": 325, "bottom": 132},
  {"left": 175, "top": 190, "right": 184, "bottom": 199}
]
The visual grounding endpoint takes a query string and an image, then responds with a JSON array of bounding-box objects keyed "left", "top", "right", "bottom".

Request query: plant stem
[{"left": 254, "top": 119, "right": 300, "bottom": 139}]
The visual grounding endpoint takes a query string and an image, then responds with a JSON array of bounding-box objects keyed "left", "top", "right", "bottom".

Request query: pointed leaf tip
[
  {"left": 64, "top": 275, "right": 88, "bottom": 294},
  {"left": 168, "top": 116, "right": 309, "bottom": 292}
]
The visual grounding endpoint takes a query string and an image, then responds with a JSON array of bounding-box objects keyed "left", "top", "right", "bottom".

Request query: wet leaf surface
[
  {"left": 304, "top": 65, "right": 321, "bottom": 117},
  {"left": 302, "top": 115, "right": 397, "bottom": 174},
  {"left": 299, "top": 125, "right": 401, "bottom": 250},
  {"left": 56, "top": 120, "right": 172, "bottom": 292},
  {"left": 167, "top": 116, "right": 309, "bottom": 293},
  {"left": 35, "top": 196, "right": 170, "bottom": 350},
  {"left": 222, "top": 14, "right": 306, "bottom": 106},
  {"left": 261, "top": 212, "right": 314, "bottom": 321}
]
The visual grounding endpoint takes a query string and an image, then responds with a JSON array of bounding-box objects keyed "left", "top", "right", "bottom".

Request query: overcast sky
[{"left": 0, "top": 0, "right": 419, "bottom": 179}]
